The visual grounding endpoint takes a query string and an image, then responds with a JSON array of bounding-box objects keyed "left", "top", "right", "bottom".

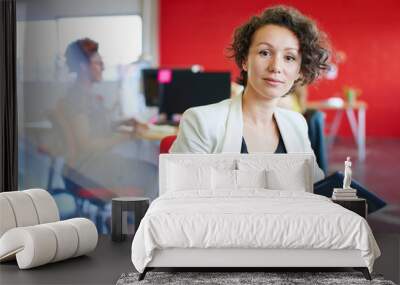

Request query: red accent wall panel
[{"left": 160, "top": 0, "right": 400, "bottom": 137}]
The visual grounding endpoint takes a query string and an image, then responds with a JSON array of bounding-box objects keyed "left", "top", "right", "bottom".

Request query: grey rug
[{"left": 116, "top": 271, "right": 396, "bottom": 285}]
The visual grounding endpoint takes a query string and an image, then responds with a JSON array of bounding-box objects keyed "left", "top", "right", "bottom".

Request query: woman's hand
[
  {"left": 115, "top": 118, "right": 149, "bottom": 138},
  {"left": 133, "top": 120, "right": 150, "bottom": 136},
  {"left": 117, "top": 118, "right": 137, "bottom": 127},
  {"left": 119, "top": 118, "right": 150, "bottom": 131}
]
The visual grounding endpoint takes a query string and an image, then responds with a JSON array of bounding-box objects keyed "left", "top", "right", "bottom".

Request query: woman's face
[
  {"left": 243, "top": 24, "right": 301, "bottom": 100},
  {"left": 88, "top": 52, "right": 104, "bottom": 82}
]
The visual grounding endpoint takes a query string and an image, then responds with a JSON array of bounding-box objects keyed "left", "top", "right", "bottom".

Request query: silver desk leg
[
  {"left": 358, "top": 107, "right": 366, "bottom": 161},
  {"left": 346, "top": 108, "right": 366, "bottom": 161}
]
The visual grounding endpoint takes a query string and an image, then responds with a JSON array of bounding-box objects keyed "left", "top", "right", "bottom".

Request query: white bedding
[{"left": 131, "top": 190, "right": 380, "bottom": 273}]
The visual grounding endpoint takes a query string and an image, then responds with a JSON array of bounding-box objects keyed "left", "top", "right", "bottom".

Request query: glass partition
[{"left": 17, "top": 2, "right": 158, "bottom": 234}]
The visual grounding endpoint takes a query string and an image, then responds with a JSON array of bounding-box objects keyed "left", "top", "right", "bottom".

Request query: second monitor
[{"left": 143, "top": 69, "right": 231, "bottom": 120}]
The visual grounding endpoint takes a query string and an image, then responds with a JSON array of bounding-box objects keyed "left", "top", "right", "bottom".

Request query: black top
[{"left": 241, "top": 134, "right": 287, "bottom": 154}]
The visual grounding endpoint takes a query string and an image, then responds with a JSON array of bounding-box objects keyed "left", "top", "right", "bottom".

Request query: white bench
[{"left": 0, "top": 189, "right": 98, "bottom": 269}]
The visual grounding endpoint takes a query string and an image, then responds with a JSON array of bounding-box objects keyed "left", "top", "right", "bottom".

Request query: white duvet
[{"left": 131, "top": 190, "right": 380, "bottom": 273}]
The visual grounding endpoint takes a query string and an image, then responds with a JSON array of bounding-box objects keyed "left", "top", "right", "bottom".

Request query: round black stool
[{"left": 111, "top": 197, "right": 150, "bottom": 242}]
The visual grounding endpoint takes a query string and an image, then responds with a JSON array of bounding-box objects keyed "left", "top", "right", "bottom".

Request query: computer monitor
[
  {"left": 159, "top": 70, "right": 231, "bottom": 120},
  {"left": 142, "top": 68, "right": 193, "bottom": 107},
  {"left": 142, "top": 68, "right": 159, "bottom": 107}
]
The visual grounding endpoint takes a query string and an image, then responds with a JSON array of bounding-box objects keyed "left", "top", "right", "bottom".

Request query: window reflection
[{"left": 18, "top": 14, "right": 157, "bottom": 234}]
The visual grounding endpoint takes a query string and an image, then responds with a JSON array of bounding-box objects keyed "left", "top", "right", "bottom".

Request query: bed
[{"left": 131, "top": 154, "right": 380, "bottom": 280}]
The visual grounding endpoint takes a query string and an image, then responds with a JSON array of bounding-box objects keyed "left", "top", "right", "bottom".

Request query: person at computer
[
  {"left": 51, "top": 38, "right": 158, "bottom": 199},
  {"left": 170, "top": 6, "right": 386, "bottom": 213}
]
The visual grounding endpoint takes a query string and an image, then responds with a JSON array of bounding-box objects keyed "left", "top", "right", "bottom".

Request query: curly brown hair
[
  {"left": 228, "top": 5, "right": 330, "bottom": 92},
  {"left": 65, "top": 38, "right": 99, "bottom": 73}
]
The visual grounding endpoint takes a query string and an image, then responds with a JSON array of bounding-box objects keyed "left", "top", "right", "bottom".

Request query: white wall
[
  {"left": 16, "top": 0, "right": 158, "bottom": 65},
  {"left": 17, "top": 0, "right": 142, "bottom": 20}
]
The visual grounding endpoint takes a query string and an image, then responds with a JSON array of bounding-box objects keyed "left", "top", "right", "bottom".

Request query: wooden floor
[
  {"left": 328, "top": 137, "right": 400, "bottom": 204},
  {"left": 0, "top": 235, "right": 133, "bottom": 285},
  {"left": 1, "top": 233, "right": 398, "bottom": 285}
]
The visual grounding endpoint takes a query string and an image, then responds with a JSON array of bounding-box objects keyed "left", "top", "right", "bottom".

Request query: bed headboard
[{"left": 159, "top": 153, "right": 315, "bottom": 195}]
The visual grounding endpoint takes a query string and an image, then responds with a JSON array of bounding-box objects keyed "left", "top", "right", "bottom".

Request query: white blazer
[{"left": 170, "top": 94, "right": 324, "bottom": 182}]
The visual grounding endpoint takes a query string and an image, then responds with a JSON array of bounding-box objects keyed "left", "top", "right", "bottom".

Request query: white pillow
[
  {"left": 266, "top": 167, "right": 307, "bottom": 192},
  {"left": 211, "top": 169, "right": 268, "bottom": 190},
  {"left": 237, "top": 158, "right": 310, "bottom": 192},
  {"left": 237, "top": 169, "right": 268, "bottom": 189},
  {"left": 211, "top": 168, "right": 237, "bottom": 190},
  {"left": 167, "top": 163, "right": 212, "bottom": 191}
]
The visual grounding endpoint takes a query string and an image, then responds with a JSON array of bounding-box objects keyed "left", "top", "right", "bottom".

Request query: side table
[
  {"left": 112, "top": 197, "right": 150, "bottom": 242},
  {"left": 332, "top": 197, "right": 367, "bottom": 218}
]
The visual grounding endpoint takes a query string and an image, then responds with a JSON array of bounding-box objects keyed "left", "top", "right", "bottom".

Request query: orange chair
[{"left": 160, "top": 135, "right": 177, "bottom": 154}]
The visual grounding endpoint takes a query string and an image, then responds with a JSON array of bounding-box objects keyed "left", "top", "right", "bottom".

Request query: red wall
[{"left": 160, "top": 0, "right": 400, "bottom": 137}]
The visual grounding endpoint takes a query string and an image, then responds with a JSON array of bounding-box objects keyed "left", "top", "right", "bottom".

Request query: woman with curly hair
[
  {"left": 52, "top": 38, "right": 159, "bottom": 201},
  {"left": 171, "top": 6, "right": 327, "bottom": 175},
  {"left": 170, "top": 6, "right": 386, "bottom": 212}
]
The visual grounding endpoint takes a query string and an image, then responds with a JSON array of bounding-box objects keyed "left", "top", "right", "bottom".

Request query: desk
[
  {"left": 306, "top": 100, "right": 367, "bottom": 161},
  {"left": 26, "top": 120, "right": 178, "bottom": 142},
  {"left": 118, "top": 124, "right": 178, "bottom": 141},
  {"left": 138, "top": 124, "right": 178, "bottom": 141}
]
